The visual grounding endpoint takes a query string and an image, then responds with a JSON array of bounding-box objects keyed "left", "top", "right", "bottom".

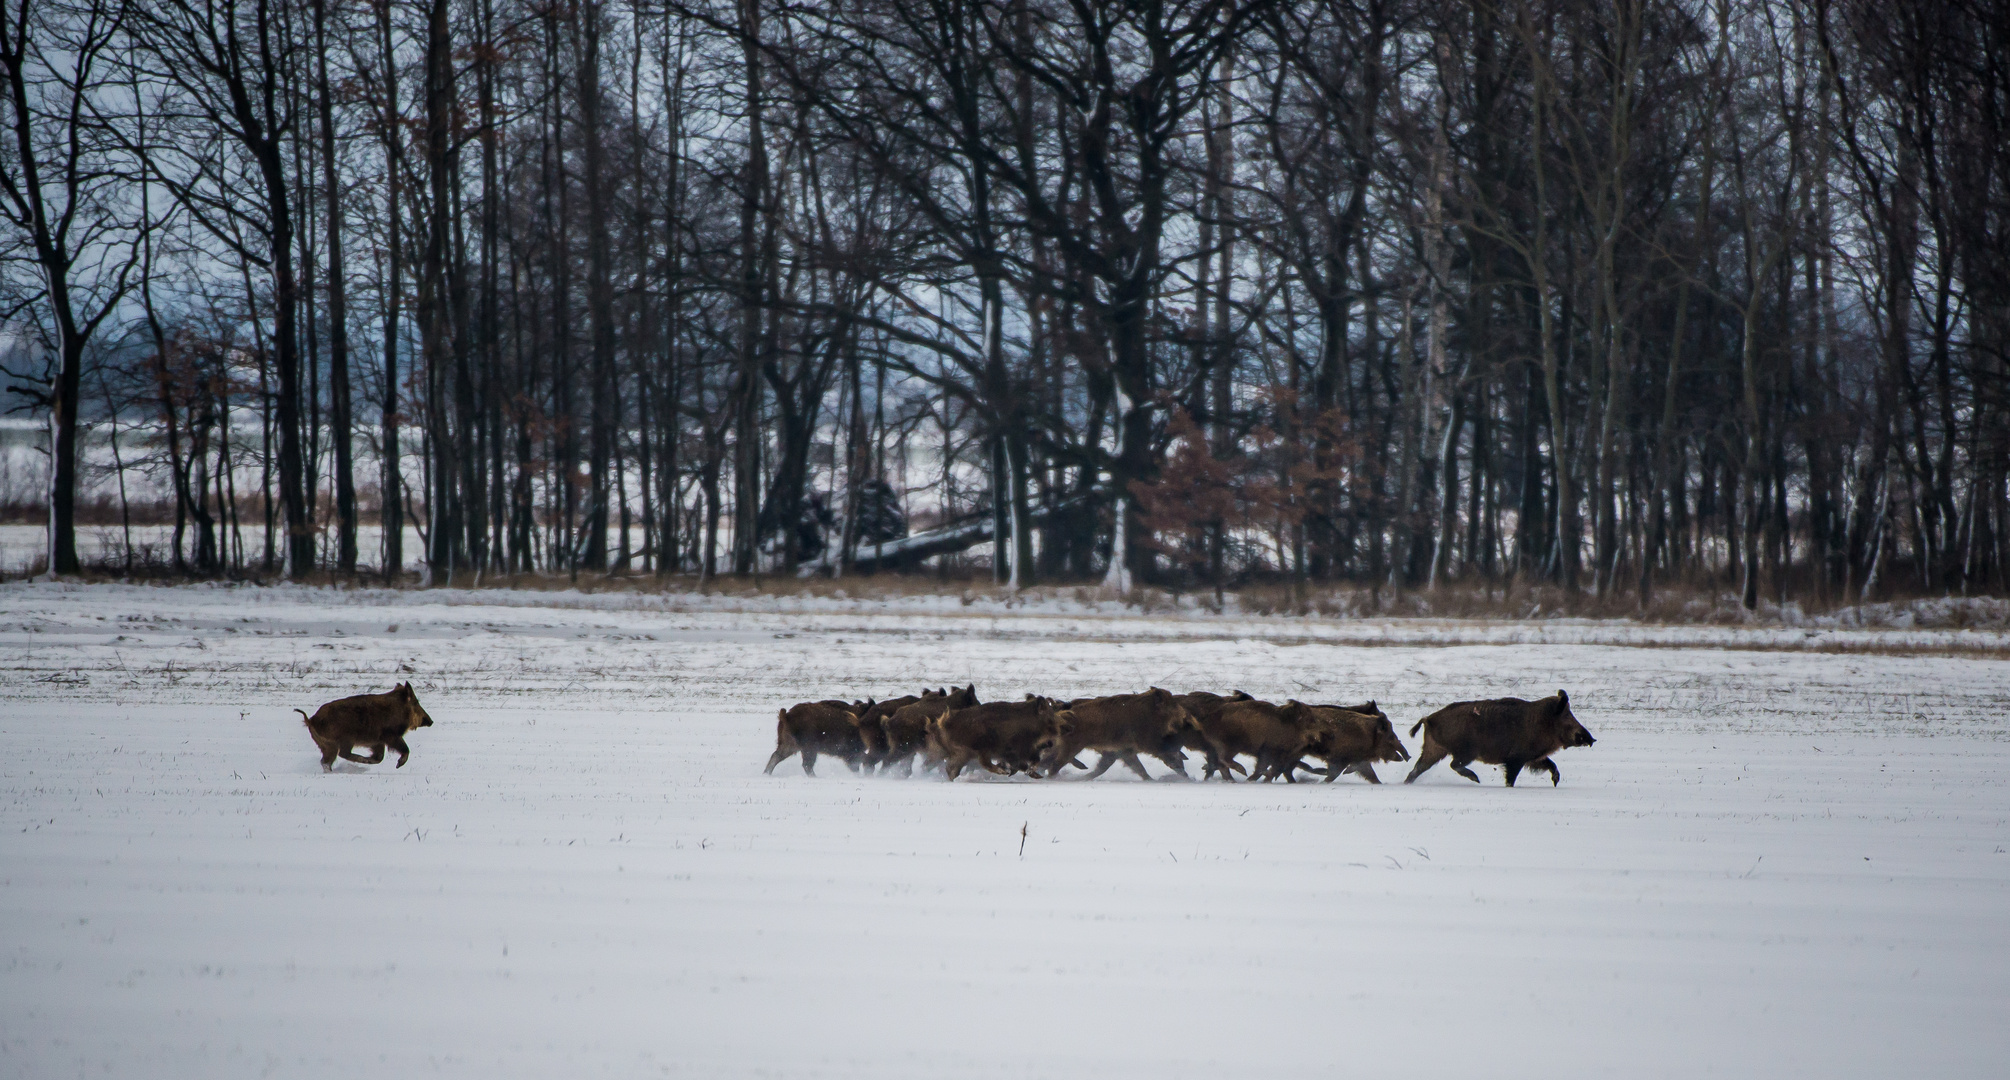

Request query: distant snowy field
[{"left": 3, "top": 583, "right": 2008, "bottom": 1078}]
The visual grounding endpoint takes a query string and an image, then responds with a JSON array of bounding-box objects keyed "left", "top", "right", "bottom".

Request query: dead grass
[{"left": 18, "top": 557, "right": 2008, "bottom": 638}]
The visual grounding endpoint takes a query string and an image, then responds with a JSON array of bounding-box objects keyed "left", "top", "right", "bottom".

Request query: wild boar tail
[
  {"left": 295, "top": 707, "right": 312, "bottom": 727},
  {"left": 1408, "top": 717, "right": 1426, "bottom": 737}
]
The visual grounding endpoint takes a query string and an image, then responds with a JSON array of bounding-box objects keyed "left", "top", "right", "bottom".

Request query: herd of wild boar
[
  {"left": 295, "top": 678, "right": 1596, "bottom": 787},
  {"left": 765, "top": 685, "right": 1597, "bottom": 786}
]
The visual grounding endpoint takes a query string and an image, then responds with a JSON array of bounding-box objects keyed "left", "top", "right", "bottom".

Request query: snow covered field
[{"left": 3, "top": 583, "right": 2008, "bottom": 1078}]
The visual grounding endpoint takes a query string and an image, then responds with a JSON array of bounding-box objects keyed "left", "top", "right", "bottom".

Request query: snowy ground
[{"left": 3, "top": 583, "right": 2008, "bottom": 1078}]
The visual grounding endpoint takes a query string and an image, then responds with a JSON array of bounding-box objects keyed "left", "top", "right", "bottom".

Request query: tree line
[{"left": 0, "top": 0, "right": 2004, "bottom": 607}]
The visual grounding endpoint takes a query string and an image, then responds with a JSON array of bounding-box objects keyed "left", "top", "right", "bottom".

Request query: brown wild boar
[
  {"left": 854, "top": 692, "right": 927, "bottom": 769},
  {"left": 1403, "top": 690, "right": 1595, "bottom": 787},
  {"left": 1174, "top": 691, "right": 1253, "bottom": 779},
  {"left": 1035, "top": 687, "right": 1203, "bottom": 780},
  {"left": 926, "top": 697, "right": 1060, "bottom": 781},
  {"left": 1266, "top": 702, "right": 1409, "bottom": 783},
  {"left": 297, "top": 682, "right": 434, "bottom": 772},
  {"left": 765, "top": 700, "right": 870, "bottom": 776},
  {"left": 880, "top": 684, "right": 976, "bottom": 776},
  {"left": 1205, "top": 699, "right": 1331, "bottom": 782}
]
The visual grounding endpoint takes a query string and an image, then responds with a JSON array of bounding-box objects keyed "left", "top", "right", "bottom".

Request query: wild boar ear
[{"left": 1556, "top": 689, "right": 1569, "bottom": 707}]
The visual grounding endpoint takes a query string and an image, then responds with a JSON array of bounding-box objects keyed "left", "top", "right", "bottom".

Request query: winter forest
[{"left": 1, "top": 0, "right": 2006, "bottom": 608}]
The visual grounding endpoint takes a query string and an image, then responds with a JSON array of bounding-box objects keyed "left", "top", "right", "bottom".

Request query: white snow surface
[{"left": 3, "top": 582, "right": 2008, "bottom": 1078}]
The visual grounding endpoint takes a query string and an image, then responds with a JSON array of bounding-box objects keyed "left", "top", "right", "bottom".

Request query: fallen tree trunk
[{"left": 801, "top": 496, "right": 1092, "bottom": 575}]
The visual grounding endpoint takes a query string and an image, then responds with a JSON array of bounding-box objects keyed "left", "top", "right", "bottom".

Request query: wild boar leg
[
  {"left": 1402, "top": 746, "right": 1447, "bottom": 784},
  {"left": 1448, "top": 758, "right": 1482, "bottom": 783},
  {"left": 340, "top": 743, "right": 386, "bottom": 765},
  {"left": 1274, "top": 757, "right": 1332, "bottom": 782},
  {"left": 942, "top": 750, "right": 976, "bottom": 781},
  {"left": 1343, "top": 762, "right": 1382, "bottom": 784},
  {"left": 1532, "top": 757, "right": 1561, "bottom": 786},
  {"left": 1117, "top": 750, "right": 1157, "bottom": 781},
  {"left": 1083, "top": 753, "right": 1121, "bottom": 780},
  {"left": 385, "top": 734, "right": 412, "bottom": 768},
  {"left": 798, "top": 748, "right": 821, "bottom": 777},
  {"left": 763, "top": 743, "right": 798, "bottom": 775},
  {"left": 1503, "top": 760, "right": 1525, "bottom": 787},
  {"left": 1286, "top": 758, "right": 1333, "bottom": 782}
]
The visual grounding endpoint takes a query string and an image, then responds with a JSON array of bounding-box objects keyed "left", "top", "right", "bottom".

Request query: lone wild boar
[
  {"left": 298, "top": 682, "right": 434, "bottom": 772},
  {"left": 1403, "top": 690, "right": 1595, "bottom": 787},
  {"left": 766, "top": 700, "right": 869, "bottom": 776}
]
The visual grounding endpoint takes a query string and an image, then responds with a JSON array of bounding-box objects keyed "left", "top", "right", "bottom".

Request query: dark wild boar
[
  {"left": 1173, "top": 691, "right": 1253, "bottom": 779},
  {"left": 926, "top": 697, "right": 1060, "bottom": 781},
  {"left": 1206, "top": 699, "right": 1331, "bottom": 782},
  {"left": 854, "top": 692, "right": 927, "bottom": 770},
  {"left": 297, "top": 682, "right": 434, "bottom": 772},
  {"left": 1266, "top": 701, "right": 1408, "bottom": 782},
  {"left": 1403, "top": 690, "right": 1595, "bottom": 787},
  {"left": 880, "top": 684, "right": 976, "bottom": 776},
  {"left": 1035, "top": 687, "right": 1202, "bottom": 780},
  {"left": 765, "top": 699, "right": 869, "bottom": 776}
]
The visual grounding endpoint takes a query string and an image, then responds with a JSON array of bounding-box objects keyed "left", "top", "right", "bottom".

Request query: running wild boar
[
  {"left": 298, "top": 682, "right": 434, "bottom": 772},
  {"left": 1270, "top": 701, "right": 1409, "bottom": 783},
  {"left": 853, "top": 692, "right": 927, "bottom": 769},
  {"left": 1403, "top": 690, "right": 1595, "bottom": 787},
  {"left": 1035, "top": 687, "right": 1199, "bottom": 780},
  {"left": 880, "top": 684, "right": 977, "bottom": 776},
  {"left": 1173, "top": 691, "right": 1253, "bottom": 779},
  {"left": 765, "top": 699, "right": 870, "bottom": 776},
  {"left": 927, "top": 697, "right": 1060, "bottom": 780},
  {"left": 1206, "top": 699, "right": 1332, "bottom": 782}
]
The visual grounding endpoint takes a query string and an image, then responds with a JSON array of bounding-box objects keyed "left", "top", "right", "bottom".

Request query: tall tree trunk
[
  {"left": 732, "top": 0, "right": 767, "bottom": 575},
  {"left": 378, "top": 0, "right": 404, "bottom": 582},
  {"left": 579, "top": 0, "right": 615, "bottom": 571},
  {"left": 313, "top": 0, "right": 356, "bottom": 575},
  {"left": 418, "top": 0, "right": 459, "bottom": 582}
]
